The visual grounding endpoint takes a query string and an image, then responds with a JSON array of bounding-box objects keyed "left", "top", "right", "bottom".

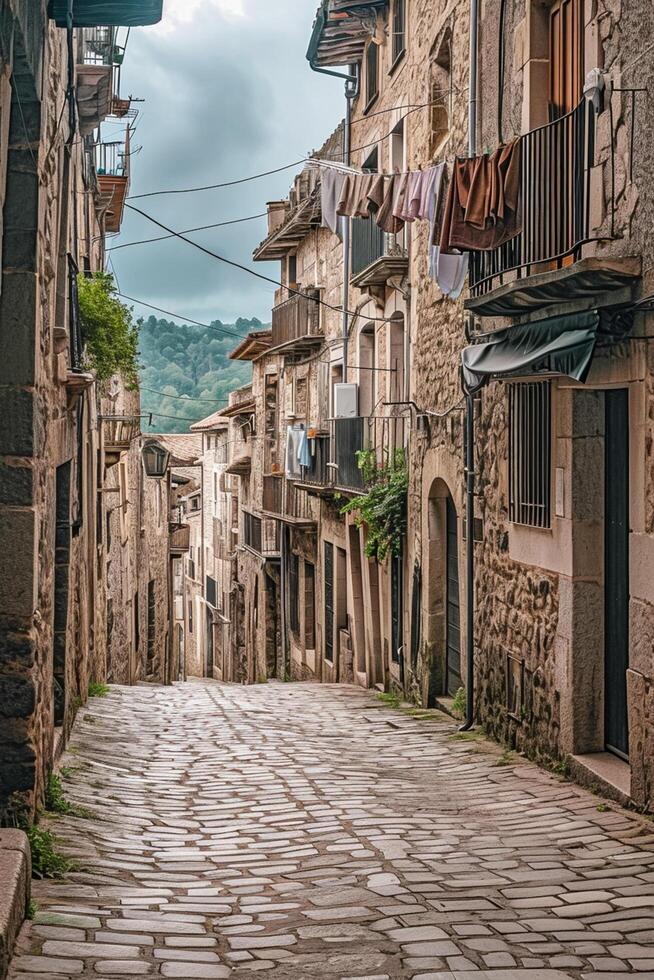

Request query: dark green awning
[
  {"left": 48, "top": 0, "right": 163, "bottom": 27},
  {"left": 461, "top": 311, "right": 600, "bottom": 393}
]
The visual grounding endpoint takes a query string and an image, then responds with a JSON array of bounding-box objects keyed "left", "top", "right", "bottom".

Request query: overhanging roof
[
  {"left": 307, "top": 0, "right": 387, "bottom": 69},
  {"left": 253, "top": 192, "right": 321, "bottom": 262},
  {"left": 190, "top": 411, "right": 230, "bottom": 433},
  {"left": 229, "top": 330, "right": 272, "bottom": 361},
  {"left": 218, "top": 399, "right": 256, "bottom": 419},
  {"left": 48, "top": 0, "right": 163, "bottom": 27}
]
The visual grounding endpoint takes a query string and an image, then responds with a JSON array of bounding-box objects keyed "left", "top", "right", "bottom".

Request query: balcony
[
  {"left": 295, "top": 434, "right": 331, "bottom": 493},
  {"left": 331, "top": 415, "right": 408, "bottom": 493},
  {"left": 466, "top": 100, "right": 638, "bottom": 318},
  {"left": 350, "top": 217, "right": 408, "bottom": 289},
  {"left": 95, "top": 134, "right": 129, "bottom": 232},
  {"left": 271, "top": 289, "right": 322, "bottom": 354},
  {"left": 48, "top": 0, "right": 164, "bottom": 28},
  {"left": 243, "top": 511, "right": 280, "bottom": 559},
  {"left": 102, "top": 414, "right": 141, "bottom": 451},
  {"left": 169, "top": 523, "right": 190, "bottom": 555},
  {"left": 262, "top": 476, "right": 314, "bottom": 526}
]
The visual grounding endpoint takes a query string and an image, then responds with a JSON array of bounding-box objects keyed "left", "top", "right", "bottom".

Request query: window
[
  {"left": 509, "top": 381, "right": 552, "bottom": 528},
  {"left": 147, "top": 580, "right": 156, "bottom": 668},
  {"left": 304, "top": 561, "right": 316, "bottom": 649},
  {"left": 429, "top": 30, "right": 452, "bottom": 157},
  {"left": 365, "top": 41, "right": 379, "bottom": 109},
  {"left": 188, "top": 597, "right": 194, "bottom": 634},
  {"left": 288, "top": 553, "right": 300, "bottom": 635},
  {"left": 288, "top": 254, "right": 297, "bottom": 289},
  {"left": 392, "top": 0, "right": 406, "bottom": 66}
]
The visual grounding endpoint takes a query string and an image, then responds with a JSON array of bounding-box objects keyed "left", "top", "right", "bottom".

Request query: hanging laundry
[
  {"left": 410, "top": 165, "right": 444, "bottom": 222},
  {"left": 440, "top": 139, "right": 521, "bottom": 252},
  {"left": 337, "top": 172, "right": 377, "bottom": 219},
  {"left": 285, "top": 425, "right": 304, "bottom": 480},
  {"left": 397, "top": 170, "right": 423, "bottom": 222},
  {"left": 368, "top": 173, "right": 405, "bottom": 233},
  {"left": 415, "top": 162, "right": 469, "bottom": 299},
  {"left": 298, "top": 428, "right": 311, "bottom": 469},
  {"left": 320, "top": 168, "right": 347, "bottom": 237},
  {"left": 391, "top": 170, "right": 411, "bottom": 222}
]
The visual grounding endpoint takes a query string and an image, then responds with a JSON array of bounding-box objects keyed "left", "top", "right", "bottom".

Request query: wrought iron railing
[
  {"left": 330, "top": 415, "right": 408, "bottom": 492},
  {"left": 95, "top": 141, "right": 127, "bottom": 177},
  {"left": 81, "top": 26, "right": 120, "bottom": 67},
  {"left": 271, "top": 289, "right": 320, "bottom": 347},
  {"left": 469, "top": 99, "right": 602, "bottom": 297},
  {"left": 243, "top": 511, "right": 280, "bottom": 556},
  {"left": 351, "top": 217, "right": 407, "bottom": 278},
  {"left": 299, "top": 435, "right": 330, "bottom": 487},
  {"left": 263, "top": 475, "right": 312, "bottom": 522},
  {"left": 68, "top": 256, "right": 83, "bottom": 371}
]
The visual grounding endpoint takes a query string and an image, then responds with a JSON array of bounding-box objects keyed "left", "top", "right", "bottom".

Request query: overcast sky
[{"left": 109, "top": 0, "right": 344, "bottom": 325}]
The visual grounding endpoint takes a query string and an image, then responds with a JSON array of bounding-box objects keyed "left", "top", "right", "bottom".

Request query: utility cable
[
  {"left": 125, "top": 92, "right": 462, "bottom": 201},
  {"left": 141, "top": 387, "right": 230, "bottom": 405},
  {"left": 123, "top": 204, "right": 395, "bottom": 326},
  {"left": 119, "top": 293, "right": 255, "bottom": 340},
  {"left": 107, "top": 212, "right": 267, "bottom": 252}
]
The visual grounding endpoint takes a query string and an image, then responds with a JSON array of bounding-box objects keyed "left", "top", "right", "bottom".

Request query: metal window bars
[{"left": 508, "top": 381, "right": 552, "bottom": 529}]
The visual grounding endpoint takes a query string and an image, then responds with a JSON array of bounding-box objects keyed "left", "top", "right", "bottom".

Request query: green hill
[{"left": 138, "top": 315, "right": 259, "bottom": 433}]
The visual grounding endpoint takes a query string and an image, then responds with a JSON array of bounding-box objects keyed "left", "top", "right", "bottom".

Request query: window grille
[
  {"left": 324, "top": 542, "right": 334, "bottom": 663},
  {"left": 509, "top": 381, "right": 551, "bottom": 528}
]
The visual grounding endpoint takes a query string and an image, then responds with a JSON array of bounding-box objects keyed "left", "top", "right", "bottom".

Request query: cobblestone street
[{"left": 10, "top": 681, "right": 654, "bottom": 979}]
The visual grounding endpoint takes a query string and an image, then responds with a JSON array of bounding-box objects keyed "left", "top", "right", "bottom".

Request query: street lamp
[{"left": 141, "top": 440, "right": 170, "bottom": 478}]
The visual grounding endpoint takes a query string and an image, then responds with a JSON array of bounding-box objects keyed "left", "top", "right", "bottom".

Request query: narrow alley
[{"left": 10, "top": 682, "right": 654, "bottom": 980}]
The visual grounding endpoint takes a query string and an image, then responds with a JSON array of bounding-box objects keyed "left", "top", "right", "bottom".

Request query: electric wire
[
  {"left": 141, "top": 387, "right": 230, "bottom": 405},
  {"left": 123, "top": 204, "right": 396, "bottom": 326},
  {"left": 107, "top": 212, "right": 268, "bottom": 252},
  {"left": 118, "top": 293, "right": 256, "bottom": 340}
]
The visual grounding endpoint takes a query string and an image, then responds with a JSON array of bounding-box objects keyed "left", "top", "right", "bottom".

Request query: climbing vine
[
  {"left": 340, "top": 448, "right": 408, "bottom": 562},
  {"left": 78, "top": 272, "right": 139, "bottom": 388}
]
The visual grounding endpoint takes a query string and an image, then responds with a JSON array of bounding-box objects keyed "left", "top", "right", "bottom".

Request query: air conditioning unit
[{"left": 334, "top": 383, "right": 358, "bottom": 419}]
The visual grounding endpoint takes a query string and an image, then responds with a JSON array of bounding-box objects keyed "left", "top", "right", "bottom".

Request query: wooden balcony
[
  {"left": 271, "top": 289, "right": 321, "bottom": 351},
  {"left": 466, "top": 99, "right": 635, "bottom": 317},
  {"left": 243, "top": 511, "right": 280, "bottom": 559},
  {"left": 169, "top": 523, "right": 190, "bottom": 555},
  {"left": 262, "top": 475, "right": 314, "bottom": 526},
  {"left": 103, "top": 415, "right": 141, "bottom": 451},
  {"left": 96, "top": 133, "right": 130, "bottom": 233}
]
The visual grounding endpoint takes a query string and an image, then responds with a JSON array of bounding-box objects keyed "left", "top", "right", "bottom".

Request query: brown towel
[
  {"left": 441, "top": 138, "right": 521, "bottom": 252},
  {"left": 337, "top": 173, "right": 377, "bottom": 219},
  {"left": 370, "top": 173, "right": 405, "bottom": 234}
]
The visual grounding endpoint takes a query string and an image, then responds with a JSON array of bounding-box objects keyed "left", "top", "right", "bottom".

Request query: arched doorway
[{"left": 426, "top": 479, "right": 461, "bottom": 704}]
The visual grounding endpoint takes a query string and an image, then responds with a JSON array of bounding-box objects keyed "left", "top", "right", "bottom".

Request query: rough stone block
[
  {"left": 0, "top": 272, "right": 37, "bottom": 386},
  {"left": 0, "top": 673, "right": 35, "bottom": 719},
  {"left": 0, "top": 390, "right": 33, "bottom": 456},
  {"left": 630, "top": 598, "right": 654, "bottom": 677},
  {"left": 0, "top": 509, "right": 36, "bottom": 617},
  {"left": 0, "top": 463, "right": 32, "bottom": 508},
  {"left": 0, "top": 829, "right": 31, "bottom": 980}
]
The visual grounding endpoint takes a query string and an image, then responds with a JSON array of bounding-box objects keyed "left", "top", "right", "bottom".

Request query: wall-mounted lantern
[{"left": 142, "top": 440, "right": 170, "bottom": 479}]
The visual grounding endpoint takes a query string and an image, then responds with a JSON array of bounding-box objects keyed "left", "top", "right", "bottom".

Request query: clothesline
[{"left": 315, "top": 139, "right": 522, "bottom": 301}]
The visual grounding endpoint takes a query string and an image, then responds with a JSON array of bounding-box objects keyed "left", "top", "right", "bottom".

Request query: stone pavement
[{"left": 9, "top": 681, "right": 654, "bottom": 980}]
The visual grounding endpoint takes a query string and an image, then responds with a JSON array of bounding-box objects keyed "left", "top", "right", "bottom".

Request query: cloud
[{"left": 110, "top": 0, "right": 343, "bottom": 324}]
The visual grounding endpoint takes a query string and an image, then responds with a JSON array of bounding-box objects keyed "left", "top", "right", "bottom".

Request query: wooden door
[
  {"left": 446, "top": 496, "right": 462, "bottom": 697},
  {"left": 549, "top": 0, "right": 584, "bottom": 119}
]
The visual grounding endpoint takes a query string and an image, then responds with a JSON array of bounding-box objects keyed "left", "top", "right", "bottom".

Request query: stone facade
[
  {"left": 209, "top": 0, "right": 654, "bottom": 811},
  {"left": 0, "top": 2, "right": 166, "bottom": 824}
]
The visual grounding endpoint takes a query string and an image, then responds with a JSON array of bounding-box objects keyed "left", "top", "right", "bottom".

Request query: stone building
[
  {"left": 213, "top": 0, "right": 654, "bottom": 810},
  {"left": 0, "top": 1, "right": 164, "bottom": 824}
]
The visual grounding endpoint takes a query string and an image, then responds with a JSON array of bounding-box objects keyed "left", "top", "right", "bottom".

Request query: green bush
[
  {"left": 78, "top": 272, "right": 139, "bottom": 387},
  {"left": 88, "top": 682, "right": 110, "bottom": 698},
  {"left": 341, "top": 450, "right": 408, "bottom": 562}
]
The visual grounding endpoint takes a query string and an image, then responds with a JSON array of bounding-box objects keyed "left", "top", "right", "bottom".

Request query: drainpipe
[
  {"left": 460, "top": 0, "right": 479, "bottom": 732},
  {"left": 280, "top": 524, "right": 288, "bottom": 680}
]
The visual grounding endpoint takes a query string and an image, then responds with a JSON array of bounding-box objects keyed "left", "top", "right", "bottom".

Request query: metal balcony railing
[
  {"left": 263, "top": 476, "right": 311, "bottom": 523},
  {"left": 469, "top": 99, "right": 603, "bottom": 297},
  {"left": 95, "top": 141, "right": 127, "bottom": 177},
  {"left": 351, "top": 217, "right": 408, "bottom": 278},
  {"left": 298, "top": 434, "right": 330, "bottom": 487},
  {"left": 81, "top": 26, "right": 120, "bottom": 67},
  {"left": 68, "top": 256, "right": 83, "bottom": 371},
  {"left": 243, "top": 511, "right": 280, "bottom": 557},
  {"left": 330, "top": 416, "right": 408, "bottom": 492},
  {"left": 271, "top": 290, "right": 320, "bottom": 347}
]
